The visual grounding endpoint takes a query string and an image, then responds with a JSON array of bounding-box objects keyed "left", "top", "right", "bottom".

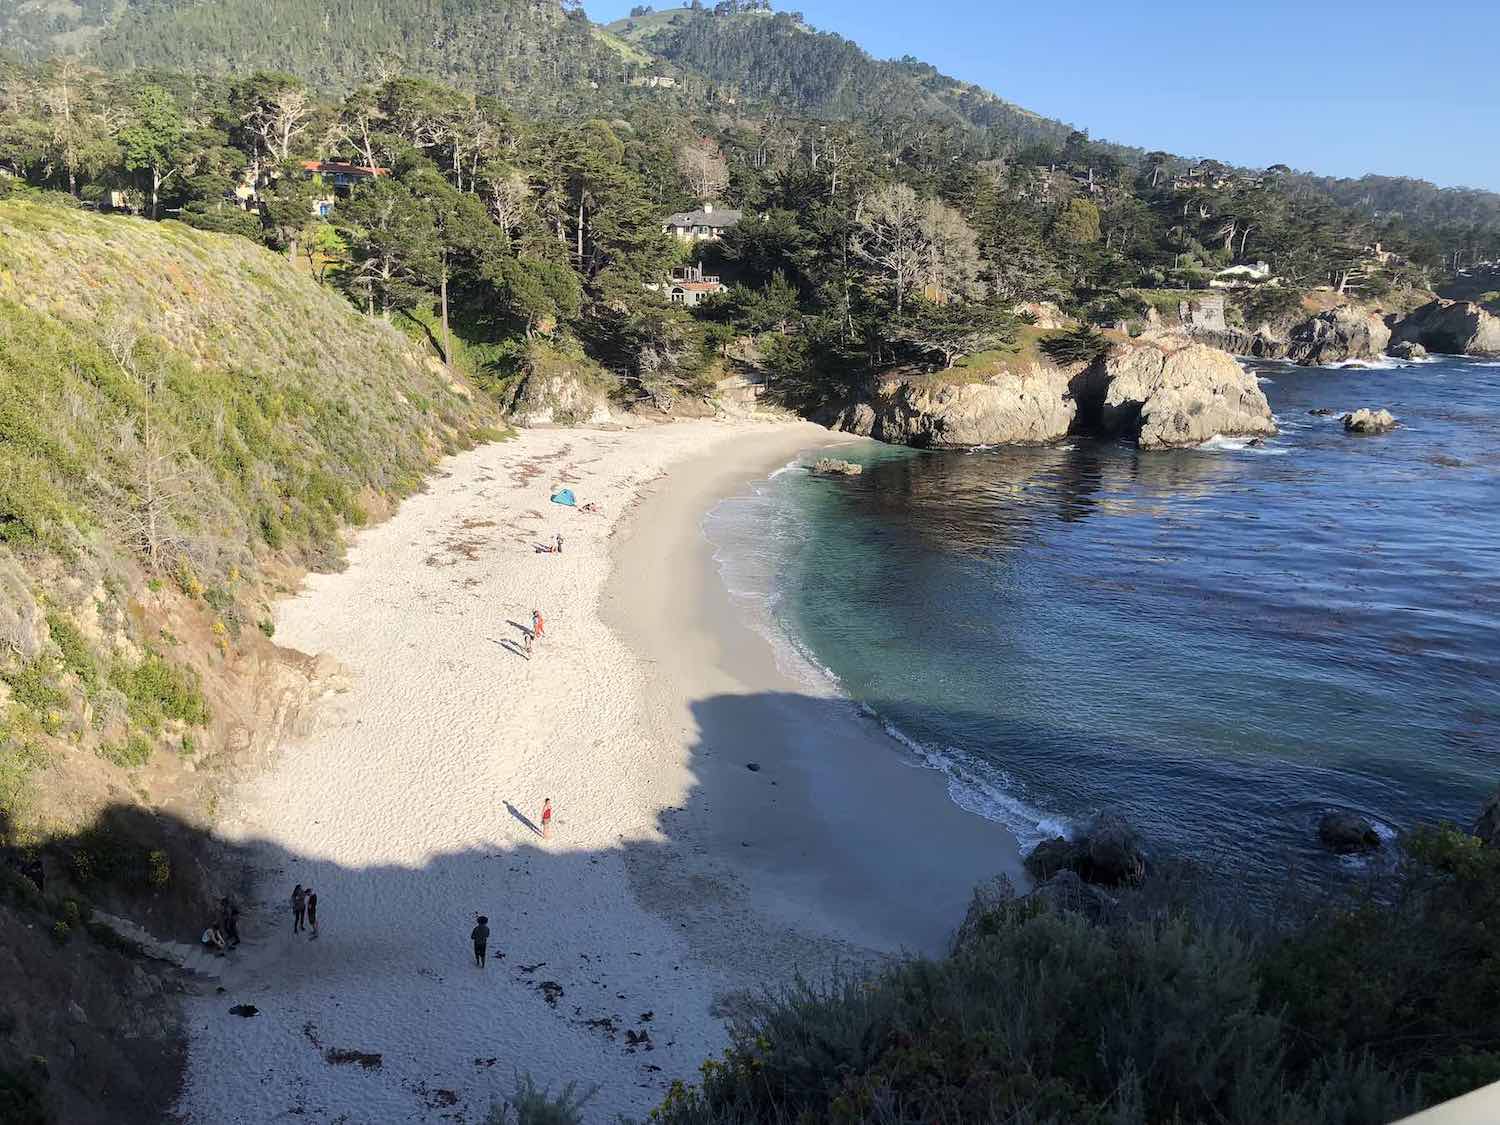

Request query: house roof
[
  {"left": 672, "top": 281, "right": 725, "bottom": 292},
  {"left": 302, "top": 160, "right": 388, "bottom": 176},
  {"left": 664, "top": 208, "right": 743, "bottom": 228}
]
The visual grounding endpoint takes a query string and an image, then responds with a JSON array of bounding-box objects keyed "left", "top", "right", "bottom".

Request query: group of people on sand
[
  {"left": 291, "top": 883, "right": 319, "bottom": 938},
  {"left": 201, "top": 896, "right": 242, "bottom": 955}
]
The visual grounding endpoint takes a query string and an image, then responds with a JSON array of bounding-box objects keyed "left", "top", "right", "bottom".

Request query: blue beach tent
[{"left": 550, "top": 488, "right": 576, "bottom": 506}]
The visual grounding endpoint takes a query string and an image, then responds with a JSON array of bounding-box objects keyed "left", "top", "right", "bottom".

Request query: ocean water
[{"left": 704, "top": 356, "right": 1500, "bottom": 891}]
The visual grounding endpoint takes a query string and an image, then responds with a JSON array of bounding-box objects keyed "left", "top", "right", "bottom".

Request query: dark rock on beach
[{"left": 1318, "top": 811, "right": 1382, "bottom": 854}]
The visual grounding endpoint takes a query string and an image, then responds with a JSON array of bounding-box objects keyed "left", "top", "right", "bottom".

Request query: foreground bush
[{"left": 653, "top": 827, "right": 1500, "bottom": 1125}]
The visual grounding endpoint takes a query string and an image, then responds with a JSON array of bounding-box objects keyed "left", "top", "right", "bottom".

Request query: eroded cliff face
[
  {"left": 831, "top": 360, "right": 1100, "bottom": 449},
  {"left": 1096, "top": 338, "right": 1277, "bottom": 449},
  {"left": 1390, "top": 299, "right": 1500, "bottom": 356},
  {"left": 831, "top": 336, "right": 1275, "bottom": 451}
]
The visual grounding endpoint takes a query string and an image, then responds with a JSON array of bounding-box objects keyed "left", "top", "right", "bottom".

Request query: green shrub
[
  {"left": 2, "top": 659, "right": 67, "bottom": 730},
  {"left": 146, "top": 849, "right": 171, "bottom": 887},
  {"left": 0, "top": 1065, "right": 51, "bottom": 1125},
  {"left": 0, "top": 729, "right": 51, "bottom": 825},
  {"left": 97, "top": 733, "right": 154, "bottom": 769},
  {"left": 46, "top": 612, "right": 99, "bottom": 691},
  {"left": 107, "top": 651, "right": 209, "bottom": 732},
  {"left": 1040, "top": 325, "right": 1112, "bottom": 366},
  {"left": 486, "top": 1075, "right": 596, "bottom": 1125},
  {"left": 50, "top": 920, "right": 70, "bottom": 944}
]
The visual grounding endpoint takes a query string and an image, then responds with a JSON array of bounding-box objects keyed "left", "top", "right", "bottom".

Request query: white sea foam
[{"left": 1200, "top": 434, "right": 1290, "bottom": 455}]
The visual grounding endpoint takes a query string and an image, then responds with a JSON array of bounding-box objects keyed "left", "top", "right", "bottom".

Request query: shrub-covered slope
[
  {"left": 0, "top": 199, "right": 498, "bottom": 830},
  {"left": 0, "top": 202, "right": 499, "bottom": 1121}
]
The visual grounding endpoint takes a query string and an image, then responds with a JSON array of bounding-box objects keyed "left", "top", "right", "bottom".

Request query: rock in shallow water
[
  {"left": 812, "top": 458, "right": 862, "bottom": 475},
  {"left": 1318, "top": 811, "right": 1382, "bottom": 854},
  {"left": 1343, "top": 408, "right": 1398, "bottom": 434},
  {"left": 1097, "top": 337, "right": 1278, "bottom": 450}
]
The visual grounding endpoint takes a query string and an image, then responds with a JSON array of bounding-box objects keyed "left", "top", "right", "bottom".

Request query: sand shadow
[
  {"left": 490, "top": 637, "right": 530, "bottom": 660},
  {"left": 506, "top": 619, "right": 536, "bottom": 639},
  {"left": 504, "top": 802, "right": 542, "bottom": 838}
]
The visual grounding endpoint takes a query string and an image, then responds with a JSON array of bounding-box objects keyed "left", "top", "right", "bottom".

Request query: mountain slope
[
  {"left": 608, "top": 7, "right": 1097, "bottom": 151},
  {"left": 2, "top": 0, "right": 637, "bottom": 108}
]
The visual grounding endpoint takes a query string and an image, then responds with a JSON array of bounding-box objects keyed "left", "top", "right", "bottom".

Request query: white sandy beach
[{"left": 176, "top": 418, "right": 1025, "bottom": 1124}]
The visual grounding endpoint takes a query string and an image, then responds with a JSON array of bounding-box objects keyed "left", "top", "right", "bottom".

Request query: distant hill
[
  {"left": 606, "top": 6, "right": 1109, "bottom": 153},
  {"left": 0, "top": 0, "right": 638, "bottom": 110}
]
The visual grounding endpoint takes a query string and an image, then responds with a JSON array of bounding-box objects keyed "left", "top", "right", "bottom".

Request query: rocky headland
[{"left": 828, "top": 334, "right": 1276, "bottom": 452}]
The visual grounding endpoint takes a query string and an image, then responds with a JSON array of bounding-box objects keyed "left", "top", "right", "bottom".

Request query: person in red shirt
[
  {"left": 531, "top": 609, "right": 545, "bottom": 641},
  {"left": 541, "top": 798, "right": 553, "bottom": 839}
]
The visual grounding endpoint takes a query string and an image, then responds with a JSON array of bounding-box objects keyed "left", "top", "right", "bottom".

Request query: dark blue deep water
[{"left": 706, "top": 357, "right": 1500, "bottom": 889}]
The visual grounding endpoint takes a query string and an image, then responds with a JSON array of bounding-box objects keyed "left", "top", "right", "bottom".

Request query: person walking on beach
[
  {"left": 292, "top": 884, "right": 306, "bottom": 933},
  {"left": 471, "top": 915, "right": 490, "bottom": 967},
  {"left": 541, "top": 798, "right": 553, "bottom": 839},
  {"left": 554, "top": 533, "right": 563, "bottom": 555},
  {"left": 306, "top": 887, "right": 319, "bottom": 939}
]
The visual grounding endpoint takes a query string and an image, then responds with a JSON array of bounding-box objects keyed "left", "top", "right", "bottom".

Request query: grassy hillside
[
  {"left": 0, "top": 200, "right": 502, "bottom": 1121},
  {"left": 0, "top": 199, "right": 499, "bottom": 832}
]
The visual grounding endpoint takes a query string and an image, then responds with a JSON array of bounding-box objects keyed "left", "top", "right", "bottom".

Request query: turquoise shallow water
[{"left": 704, "top": 356, "right": 1500, "bottom": 890}]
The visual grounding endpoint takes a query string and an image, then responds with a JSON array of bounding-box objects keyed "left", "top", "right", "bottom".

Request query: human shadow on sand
[{"left": 504, "top": 801, "right": 542, "bottom": 837}]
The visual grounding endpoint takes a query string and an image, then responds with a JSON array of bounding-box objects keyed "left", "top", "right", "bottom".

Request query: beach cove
[{"left": 175, "top": 418, "right": 1025, "bottom": 1124}]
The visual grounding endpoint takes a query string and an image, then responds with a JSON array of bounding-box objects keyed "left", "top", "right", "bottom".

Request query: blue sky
[{"left": 584, "top": 0, "right": 1500, "bottom": 191}]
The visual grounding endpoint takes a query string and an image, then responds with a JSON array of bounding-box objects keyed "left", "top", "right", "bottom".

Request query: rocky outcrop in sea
[
  {"left": 829, "top": 335, "right": 1275, "bottom": 452},
  {"left": 1389, "top": 299, "right": 1500, "bottom": 356}
]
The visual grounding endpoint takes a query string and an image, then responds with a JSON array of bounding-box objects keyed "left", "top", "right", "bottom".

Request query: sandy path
[{"left": 176, "top": 419, "right": 841, "bottom": 1124}]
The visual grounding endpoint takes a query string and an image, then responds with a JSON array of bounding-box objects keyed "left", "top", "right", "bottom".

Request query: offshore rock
[
  {"left": 812, "top": 458, "right": 862, "bottom": 475},
  {"left": 1318, "top": 811, "right": 1382, "bottom": 854},
  {"left": 831, "top": 362, "right": 1097, "bottom": 449},
  {"left": 1096, "top": 336, "right": 1277, "bottom": 449},
  {"left": 1388, "top": 340, "right": 1427, "bottom": 360},
  {"left": 1390, "top": 299, "right": 1500, "bottom": 356},
  {"left": 1284, "top": 308, "right": 1391, "bottom": 365},
  {"left": 1343, "top": 408, "right": 1398, "bottom": 434}
]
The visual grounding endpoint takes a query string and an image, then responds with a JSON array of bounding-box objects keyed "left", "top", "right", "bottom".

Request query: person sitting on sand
[
  {"left": 580, "top": 501, "right": 601, "bottom": 514},
  {"left": 471, "top": 915, "right": 490, "bottom": 967},
  {"left": 202, "top": 924, "right": 228, "bottom": 955}
]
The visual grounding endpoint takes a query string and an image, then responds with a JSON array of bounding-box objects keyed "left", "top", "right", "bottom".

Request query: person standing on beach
[
  {"left": 471, "top": 915, "right": 490, "bottom": 967},
  {"left": 292, "top": 884, "right": 306, "bottom": 933},
  {"left": 531, "top": 609, "right": 545, "bottom": 641},
  {"left": 306, "top": 888, "right": 318, "bottom": 939},
  {"left": 541, "top": 798, "right": 553, "bottom": 839},
  {"left": 555, "top": 533, "right": 563, "bottom": 555}
]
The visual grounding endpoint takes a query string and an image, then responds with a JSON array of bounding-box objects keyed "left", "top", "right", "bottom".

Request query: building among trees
[{"left": 663, "top": 203, "right": 743, "bottom": 242}]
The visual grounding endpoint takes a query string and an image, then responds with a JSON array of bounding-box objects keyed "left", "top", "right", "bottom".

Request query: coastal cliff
[
  {"left": 829, "top": 335, "right": 1275, "bottom": 451},
  {"left": 1390, "top": 299, "right": 1500, "bottom": 356}
]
